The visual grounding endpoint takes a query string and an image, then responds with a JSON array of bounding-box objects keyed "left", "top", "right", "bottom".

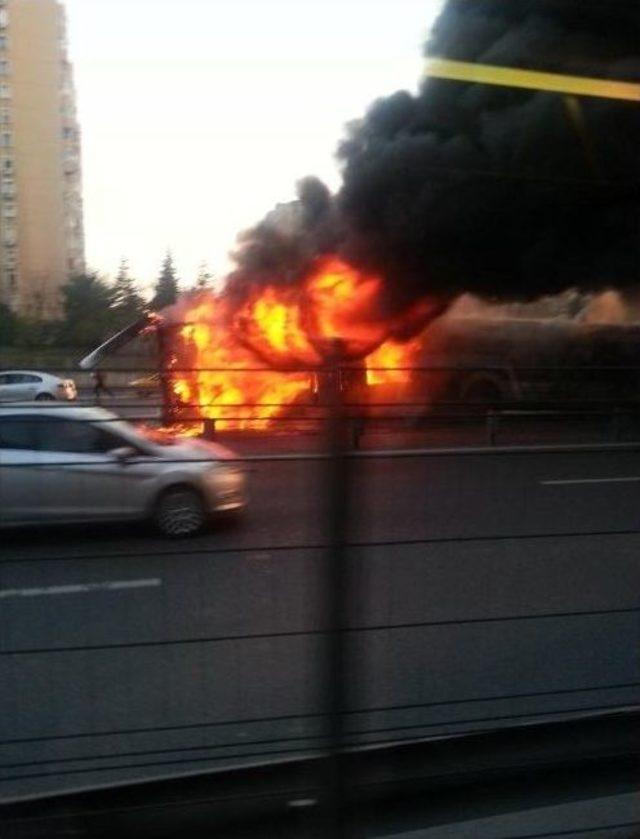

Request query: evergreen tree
[
  {"left": 111, "top": 258, "right": 146, "bottom": 327},
  {"left": 195, "top": 261, "right": 213, "bottom": 290},
  {"left": 59, "top": 273, "right": 116, "bottom": 348},
  {"left": 152, "top": 251, "right": 179, "bottom": 309}
]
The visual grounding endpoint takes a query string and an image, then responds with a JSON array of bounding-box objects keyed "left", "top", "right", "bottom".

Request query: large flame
[{"left": 163, "top": 256, "right": 436, "bottom": 431}]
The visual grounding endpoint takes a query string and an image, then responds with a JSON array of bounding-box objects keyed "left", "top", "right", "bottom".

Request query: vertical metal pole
[
  {"left": 156, "top": 328, "right": 173, "bottom": 426},
  {"left": 323, "top": 342, "right": 352, "bottom": 839},
  {"left": 610, "top": 406, "right": 621, "bottom": 443},
  {"left": 203, "top": 418, "right": 216, "bottom": 440},
  {"left": 486, "top": 410, "right": 498, "bottom": 446}
]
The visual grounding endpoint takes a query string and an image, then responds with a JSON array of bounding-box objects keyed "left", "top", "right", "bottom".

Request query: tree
[
  {"left": 59, "top": 273, "right": 116, "bottom": 348},
  {"left": 0, "top": 303, "right": 17, "bottom": 345},
  {"left": 195, "top": 261, "right": 214, "bottom": 290},
  {"left": 152, "top": 251, "right": 179, "bottom": 309},
  {"left": 111, "top": 258, "right": 146, "bottom": 327}
]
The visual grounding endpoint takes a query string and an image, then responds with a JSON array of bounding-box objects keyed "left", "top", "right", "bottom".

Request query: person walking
[{"left": 93, "top": 370, "right": 113, "bottom": 403}]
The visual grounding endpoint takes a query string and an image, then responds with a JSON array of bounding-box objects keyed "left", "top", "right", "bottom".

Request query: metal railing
[{"left": 1, "top": 360, "right": 640, "bottom": 836}]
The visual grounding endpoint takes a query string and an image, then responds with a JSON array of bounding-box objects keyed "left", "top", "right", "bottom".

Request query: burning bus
[
  {"left": 80, "top": 256, "right": 640, "bottom": 438},
  {"left": 81, "top": 256, "right": 444, "bottom": 434},
  {"left": 418, "top": 315, "right": 640, "bottom": 411}
]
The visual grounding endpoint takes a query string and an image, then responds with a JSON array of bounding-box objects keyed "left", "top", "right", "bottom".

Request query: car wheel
[
  {"left": 153, "top": 486, "right": 206, "bottom": 538},
  {"left": 35, "top": 392, "right": 55, "bottom": 401}
]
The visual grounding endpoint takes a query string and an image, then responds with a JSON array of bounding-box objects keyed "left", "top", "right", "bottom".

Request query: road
[{"left": 2, "top": 438, "right": 640, "bottom": 800}]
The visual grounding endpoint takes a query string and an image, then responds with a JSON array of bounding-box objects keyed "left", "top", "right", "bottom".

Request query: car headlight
[{"left": 205, "top": 464, "right": 243, "bottom": 488}]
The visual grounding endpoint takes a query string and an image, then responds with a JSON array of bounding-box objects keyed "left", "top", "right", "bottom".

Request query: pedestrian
[{"left": 93, "top": 370, "right": 113, "bottom": 403}]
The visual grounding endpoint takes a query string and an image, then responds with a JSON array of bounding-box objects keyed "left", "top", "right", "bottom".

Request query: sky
[{"left": 64, "top": 0, "right": 445, "bottom": 296}]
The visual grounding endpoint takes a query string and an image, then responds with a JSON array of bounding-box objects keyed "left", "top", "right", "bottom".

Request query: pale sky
[{"left": 64, "top": 0, "right": 444, "bottom": 295}]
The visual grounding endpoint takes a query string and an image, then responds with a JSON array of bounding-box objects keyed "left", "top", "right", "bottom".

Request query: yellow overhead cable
[{"left": 424, "top": 58, "right": 640, "bottom": 102}]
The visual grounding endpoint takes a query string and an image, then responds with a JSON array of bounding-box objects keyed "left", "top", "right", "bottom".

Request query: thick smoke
[
  {"left": 229, "top": 0, "right": 640, "bottom": 320},
  {"left": 226, "top": 176, "right": 339, "bottom": 306},
  {"left": 338, "top": 0, "right": 640, "bottom": 310}
]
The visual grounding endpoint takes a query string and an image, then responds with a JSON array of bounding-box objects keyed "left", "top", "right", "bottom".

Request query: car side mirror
[{"left": 111, "top": 446, "right": 137, "bottom": 464}]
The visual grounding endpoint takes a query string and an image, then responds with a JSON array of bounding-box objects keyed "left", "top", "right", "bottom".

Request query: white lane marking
[
  {"left": 541, "top": 476, "right": 640, "bottom": 486},
  {"left": 0, "top": 578, "right": 162, "bottom": 600}
]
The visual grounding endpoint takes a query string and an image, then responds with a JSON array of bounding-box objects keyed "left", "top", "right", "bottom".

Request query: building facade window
[
  {"left": 0, "top": 83, "right": 11, "bottom": 99},
  {"left": 1, "top": 131, "right": 11, "bottom": 147},
  {"left": 0, "top": 10, "right": 8, "bottom": 29},
  {"left": 0, "top": 35, "right": 7, "bottom": 51}
]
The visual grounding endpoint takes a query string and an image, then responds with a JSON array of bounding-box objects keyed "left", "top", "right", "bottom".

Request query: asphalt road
[{"left": 2, "top": 441, "right": 640, "bottom": 800}]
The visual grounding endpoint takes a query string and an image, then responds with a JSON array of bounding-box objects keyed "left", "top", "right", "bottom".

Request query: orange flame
[
  {"left": 365, "top": 340, "right": 419, "bottom": 386},
  {"left": 163, "top": 256, "right": 437, "bottom": 431}
]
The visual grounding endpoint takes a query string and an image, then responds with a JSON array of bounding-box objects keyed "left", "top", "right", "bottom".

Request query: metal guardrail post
[
  {"left": 351, "top": 417, "right": 364, "bottom": 450},
  {"left": 609, "top": 406, "right": 622, "bottom": 443},
  {"left": 486, "top": 410, "right": 498, "bottom": 446},
  {"left": 156, "top": 329, "right": 174, "bottom": 426}
]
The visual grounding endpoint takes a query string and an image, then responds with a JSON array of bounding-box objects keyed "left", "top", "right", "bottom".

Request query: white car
[
  {"left": 0, "top": 406, "right": 246, "bottom": 537},
  {"left": 0, "top": 370, "right": 77, "bottom": 402}
]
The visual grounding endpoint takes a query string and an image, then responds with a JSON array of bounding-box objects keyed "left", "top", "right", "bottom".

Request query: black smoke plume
[
  {"left": 230, "top": 0, "right": 640, "bottom": 320},
  {"left": 226, "top": 176, "right": 339, "bottom": 306}
]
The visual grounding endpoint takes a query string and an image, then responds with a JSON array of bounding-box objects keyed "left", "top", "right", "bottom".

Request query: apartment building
[{"left": 0, "top": 0, "right": 85, "bottom": 318}]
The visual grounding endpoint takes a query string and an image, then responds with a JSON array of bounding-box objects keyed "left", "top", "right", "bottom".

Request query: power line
[
  {"left": 0, "top": 731, "right": 326, "bottom": 771},
  {"left": 500, "top": 821, "right": 640, "bottom": 838},
  {"left": 1, "top": 410, "right": 635, "bottom": 428},
  {"left": 8, "top": 396, "right": 640, "bottom": 410},
  {"left": 1, "top": 700, "right": 637, "bottom": 784},
  {"left": 3, "top": 526, "right": 640, "bottom": 566},
  {"left": 2, "top": 679, "right": 638, "bottom": 747},
  {"left": 2, "top": 605, "right": 638, "bottom": 657},
  {"left": 10, "top": 363, "right": 640, "bottom": 374},
  {"left": 2, "top": 699, "right": 638, "bottom": 774},
  {"left": 0, "top": 743, "right": 319, "bottom": 784},
  {"left": 4, "top": 438, "right": 640, "bottom": 469}
]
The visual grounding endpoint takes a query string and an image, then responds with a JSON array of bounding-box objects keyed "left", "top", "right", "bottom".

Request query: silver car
[
  {"left": 0, "top": 406, "right": 246, "bottom": 537},
  {"left": 0, "top": 370, "right": 77, "bottom": 402}
]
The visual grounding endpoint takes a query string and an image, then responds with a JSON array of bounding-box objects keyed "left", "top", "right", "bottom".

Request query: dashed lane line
[
  {"left": 0, "top": 579, "right": 162, "bottom": 599},
  {"left": 541, "top": 476, "right": 640, "bottom": 486}
]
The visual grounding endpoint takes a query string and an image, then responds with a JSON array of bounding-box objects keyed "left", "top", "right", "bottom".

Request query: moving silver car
[
  {"left": 0, "top": 370, "right": 77, "bottom": 402},
  {"left": 0, "top": 407, "right": 246, "bottom": 536}
]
